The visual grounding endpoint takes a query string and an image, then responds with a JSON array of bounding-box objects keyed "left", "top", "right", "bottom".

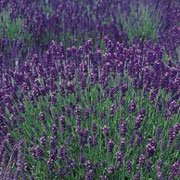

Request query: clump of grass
[
  {"left": 120, "top": 3, "right": 161, "bottom": 42},
  {"left": 0, "top": 10, "right": 31, "bottom": 42}
]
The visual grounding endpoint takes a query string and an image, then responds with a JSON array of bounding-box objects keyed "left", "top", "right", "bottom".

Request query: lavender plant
[
  {"left": 0, "top": 0, "right": 179, "bottom": 179},
  {"left": 1, "top": 38, "right": 179, "bottom": 179}
]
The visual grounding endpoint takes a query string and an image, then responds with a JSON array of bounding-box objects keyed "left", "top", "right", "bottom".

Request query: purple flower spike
[
  {"left": 146, "top": 139, "right": 157, "bottom": 157},
  {"left": 108, "top": 164, "right": 115, "bottom": 174},
  {"left": 103, "top": 125, "right": 109, "bottom": 137},
  {"left": 107, "top": 139, "right": 114, "bottom": 152}
]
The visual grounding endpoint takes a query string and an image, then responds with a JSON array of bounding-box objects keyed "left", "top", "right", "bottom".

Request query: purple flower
[
  {"left": 85, "top": 169, "right": 94, "bottom": 180},
  {"left": 119, "top": 120, "right": 127, "bottom": 137},
  {"left": 115, "top": 151, "right": 123, "bottom": 169},
  {"left": 121, "top": 83, "right": 128, "bottom": 94},
  {"left": 146, "top": 139, "right": 156, "bottom": 157},
  {"left": 134, "top": 115, "right": 143, "bottom": 130},
  {"left": 107, "top": 139, "right": 114, "bottom": 152},
  {"left": 120, "top": 137, "right": 126, "bottom": 150},
  {"left": 39, "top": 112, "right": 45, "bottom": 122},
  {"left": 88, "top": 136, "right": 94, "bottom": 147},
  {"left": 91, "top": 122, "right": 97, "bottom": 133},
  {"left": 108, "top": 164, "right": 115, "bottom": 174},
  {"left": 138, "top": 154, "right": 146, "bottom": 167},
  {"left": 103, "top": 125, "right": 109, "bottom": 137},
  {"left": 126, "top": 160, "right": 132, "bottom": 173},
  {"left": 31, "top": 145, "right": 43, "bottom": 159},
  {"left": 40, "top": 134, "right": 46, "bottom": 146},
  {"left": 169, "top": 161, "right": 180, "bottom": 178},
  {"left": 128, "top": 100, "right": 137, "bottom": 112}
]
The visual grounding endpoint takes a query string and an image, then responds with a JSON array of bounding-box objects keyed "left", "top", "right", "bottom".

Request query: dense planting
[{"left": 0, "top": 0, "right": 179, "bottom": 180}]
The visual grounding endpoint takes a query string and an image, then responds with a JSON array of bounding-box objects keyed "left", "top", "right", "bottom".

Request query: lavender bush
[{"left": 0, "top": 0, "right": 179, "bottom": 179}]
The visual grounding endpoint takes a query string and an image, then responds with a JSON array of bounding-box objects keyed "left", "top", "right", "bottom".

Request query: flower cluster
[{"left": 0, "top": 0, "right": 179, "bottom": 179}]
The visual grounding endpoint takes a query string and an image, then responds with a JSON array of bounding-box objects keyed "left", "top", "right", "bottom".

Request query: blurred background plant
[
  {"left": 0, "top": 10, "right": 31, "bottom": 42},
  {"left": 120, "top": 2, "right": 162, "bottom": 42}
]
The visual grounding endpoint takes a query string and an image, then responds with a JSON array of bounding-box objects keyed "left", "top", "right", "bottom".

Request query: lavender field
[{"left": 0, "top": 0, "right": 180, "bottom": 179}]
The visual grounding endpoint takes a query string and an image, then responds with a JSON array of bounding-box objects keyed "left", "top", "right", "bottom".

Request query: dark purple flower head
[
  {"left": 107, "top": 139, "right": 114, "bottom": 152},
  {"left": 128, "top": 100, "right": 137, "bottom": 112},
  {"left": 115, "top": 150, "right": 123, "bottom": 169},
  {"left": 121, "top": 83, "right": 128, "bottom": 93},
  {"left": 59, "top": 145, "right": 68, "bottom": 161},
  {"left": 168, "top": 100, "right": 179, "bottom": 114},
  {"left": 108, "top": 164, "right": 115, "bottom": 174},
  {"left": 50, "top": 136, "right": 57, "bottom": 149},
  {"left": 126, "top": 160, "right": 132, "bottom": 173},
  {"left": 88, "top": 136, "right": 93, "bottom": 147},
  {"left": 91, "top": 122, "right": 97, "bottom": 133},
  {"left": 169, "top": 161, "right": 180, "bottom": 178},
  {"left": 103, "top": 125, "right": 109, "bottom": 137},
  {"left": 84, "top": 160, "right": 93, "bottom": 170},
  {"left": 119, "top": 120, "right": 127, "bottom": 137},
  {"left": 168, "top": 123, "right": 180, "bottom": 143},
  {"left": 139, "top": 108, "right": 146, "bottom": 117},
  {"left": 31, "top": 145, "right": 43, "bottom": 159},
  {"left": 139, "top": 154, "right": 146, "bottom": 167},
  {"left": 134, "top": 115, "right": 143, "bottom": 130},
  {"left": 85, "top": 169, "right": 94, "bottom": 180},
  {"left": 47, "top": 158, "right": 54, "bottom": 171},
  {"left": 18, "top": 103, "right": 25, "bottom": 113},
  {"left": 120, "top": 137, "right": 126, "bottom": 150},
  {"left": 136, "top": 131, "right": 143, "bottom": 146},
  {"left": 110, "top": 104, "right": 116, "bottom": 117},
  {"left": 60, "top": 115, "right": 66, "bottom": 132},
  {"left": 40, "top": 134, "right": 46, "bottom": 146},
  {"left": 146, "top": 139, "right": 156, "bottom": 157},
  {"left": 115, "top": 151, "right": 123, "bottom": 162},
  {"left": 39, "top": 112, "right": 45, "bottom": 122}
]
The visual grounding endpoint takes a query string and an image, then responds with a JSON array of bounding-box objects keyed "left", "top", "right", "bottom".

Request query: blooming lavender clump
[{"left": 0, "top": 1, "right": 179, "bottom": 179}]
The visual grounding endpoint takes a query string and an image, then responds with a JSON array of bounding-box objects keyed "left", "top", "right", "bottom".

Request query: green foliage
[
  {"left": 120, "top": 3, "right": 161, "bottom": 41},
  {"left": 42, "top": 4, "right": 54, "bottom": 16},
  {"left": 0, "top": 10, "right": 31, "bottom": 41}
]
